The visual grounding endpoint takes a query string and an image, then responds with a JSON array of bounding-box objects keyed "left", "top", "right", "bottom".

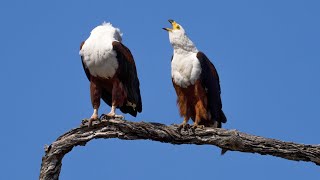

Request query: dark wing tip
[{"left": 113, "top": 41, "right": 142, "bottom": 117}]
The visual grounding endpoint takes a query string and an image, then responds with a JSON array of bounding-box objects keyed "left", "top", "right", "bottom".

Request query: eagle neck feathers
[{"left": 170, "top": 34, "right": 201, "bottom": 88}]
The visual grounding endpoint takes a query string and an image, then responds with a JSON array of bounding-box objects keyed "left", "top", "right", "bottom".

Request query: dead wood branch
[{"left": 40, "top": 119, "right": 320, "bottom": 180}]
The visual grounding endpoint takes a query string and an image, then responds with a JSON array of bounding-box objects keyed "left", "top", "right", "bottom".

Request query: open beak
[
  {"left": 162, "top": 27, "right": 171, "bottom": 32},
  {"left": 162, "top": 19, "right": 175, "bottom": 32}
]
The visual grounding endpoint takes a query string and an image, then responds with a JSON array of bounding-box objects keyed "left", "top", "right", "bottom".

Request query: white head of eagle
[{"left": 163, "top": 20, "right": 198, "bottom": 54}]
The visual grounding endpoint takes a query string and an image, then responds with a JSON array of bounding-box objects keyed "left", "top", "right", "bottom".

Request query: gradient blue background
[{"left": 1, "top": 0, "right": 319, "bottom": 179}]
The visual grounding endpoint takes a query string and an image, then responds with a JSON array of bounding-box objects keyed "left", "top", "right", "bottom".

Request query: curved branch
[{"left": 40, "top": 119, "right": 320, "bottom": 180}]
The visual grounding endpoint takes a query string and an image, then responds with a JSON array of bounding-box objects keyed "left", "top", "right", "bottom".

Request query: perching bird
[
  {"left": 80, "top": 22, "right": 142, "bottom": 126},
  {"left": 163, "top": 20, "right": 226, "bottom": 129}
]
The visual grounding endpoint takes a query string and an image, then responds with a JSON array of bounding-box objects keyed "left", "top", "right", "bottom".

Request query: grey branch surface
[{"left": 40, "top": 119, "right": 320, "bottom": 180}]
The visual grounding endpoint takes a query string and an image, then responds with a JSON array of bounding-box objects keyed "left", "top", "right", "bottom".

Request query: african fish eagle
[
  {"left": 79, "top": 22, "right": 142, "bottom": 126},
  {"left": 163, "top": 20, "right": 226, "bottom": 129}
]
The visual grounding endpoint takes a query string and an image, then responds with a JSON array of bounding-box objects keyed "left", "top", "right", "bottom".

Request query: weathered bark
[{"left": 40, "top": 119, "right": 320, "bottom": 180}]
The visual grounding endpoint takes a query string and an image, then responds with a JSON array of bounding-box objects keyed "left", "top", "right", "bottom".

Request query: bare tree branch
[{"left": 40, "top": 119, "right": 320, "bottom": 180}]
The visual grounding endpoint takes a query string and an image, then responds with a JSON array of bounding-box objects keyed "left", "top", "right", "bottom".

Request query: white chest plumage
[{"left": 171, "top": 52, "right": 201, "bottom": 88}]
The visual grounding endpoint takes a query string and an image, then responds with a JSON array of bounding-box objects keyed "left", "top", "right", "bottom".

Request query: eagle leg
[
  {"left": 88, "top": 79, "right": 102, "bottom": 127},
  {"left": 191, "top": 103, "right": 205, "bottom": 130},
  {"left": 105, "top": 105, "right": 124, "bottom": 119},
  {"left": 105, "top": 80, "right": 125, "bottom": 120}
]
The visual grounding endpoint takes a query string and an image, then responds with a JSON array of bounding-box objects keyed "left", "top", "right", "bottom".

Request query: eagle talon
[
  {"left": 82, "top": 119, "right": 89, "bottom": 124},
  {"left": 104, "top": 113, "right": 124, "bottom": 120},
  {"left": 190, "top": 124, "right": 205, "bottom": 130},
  {"left": 177, "top": 123, "right": 190, "bottom": 132},
  {"left": 100, "top": 114, "right": 113, "bottom": 120},
  {"left": 100, "top": 114, "right": 107, "bottom": 120},
  {"left": 114, "top": 114, "right": 124, "bottom": 119},
  {"left": 88, "top": 119, "right": 94, "bottom": 127},
  {"left": 198, "top": 125, "right": 205, "bottom": 129},
  {"left": 87, "top": 117, "right": 101, "bottom": 127},
  {"left": 190, "top": 125, "right": 196, "bottom": 131}
]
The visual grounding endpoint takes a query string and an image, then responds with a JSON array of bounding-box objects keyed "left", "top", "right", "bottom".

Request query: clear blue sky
[{"left": 1, "top": 0, "right": 319, "bottom": 179}]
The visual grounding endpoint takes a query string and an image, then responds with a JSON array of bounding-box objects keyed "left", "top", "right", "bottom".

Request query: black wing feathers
[
  {"left": 197, "top": 52, "right": 226, "bottom": 123},
  {"left": 112, "top": 41, "right": 142, "bottom": 116}
]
